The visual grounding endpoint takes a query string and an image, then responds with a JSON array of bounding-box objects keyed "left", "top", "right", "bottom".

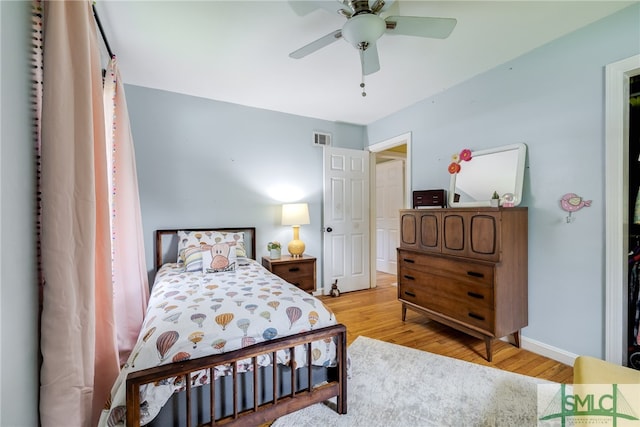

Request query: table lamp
[{"left": 281, "top": 203, "right": 310, "bottom": 258}]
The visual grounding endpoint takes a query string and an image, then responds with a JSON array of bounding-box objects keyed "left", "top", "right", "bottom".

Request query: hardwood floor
[{"left": 318, "top": 271, "right": 573, "bottom": 384}]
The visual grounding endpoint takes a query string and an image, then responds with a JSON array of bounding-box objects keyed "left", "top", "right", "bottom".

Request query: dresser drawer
[
  {"left": 398, "top": 251, "right": 494, "bottom": 287},
  {"left": 434, "top": 295, "right": 495, "bottom": 332},
  {"left": 398, "top": 281, "right": 495, "bottom": 332},
  {"left": 399, "top": 267, "right": 494, "bottom": 308}
]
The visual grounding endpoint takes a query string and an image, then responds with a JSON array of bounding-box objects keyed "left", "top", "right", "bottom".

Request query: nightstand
[{"left": 261, "top": 255, "right": 316, "bottom": 293}]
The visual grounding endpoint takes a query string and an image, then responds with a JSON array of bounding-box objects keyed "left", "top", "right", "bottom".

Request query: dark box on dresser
[{"left": 413, "top": 189, "right": 447, "bottom": 208}]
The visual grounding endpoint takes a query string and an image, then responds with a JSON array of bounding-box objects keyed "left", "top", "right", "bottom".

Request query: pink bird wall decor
[{"left": 560, "top": 193, "right": 592, "bottom": 223}]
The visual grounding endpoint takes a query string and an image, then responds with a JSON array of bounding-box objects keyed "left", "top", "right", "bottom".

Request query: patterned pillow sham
[
  {"left": 177, "top": 230, "right": 246, "bottom": 265},
  {"left": 202, "top": 242, "right": 237, "bottom": 274}
]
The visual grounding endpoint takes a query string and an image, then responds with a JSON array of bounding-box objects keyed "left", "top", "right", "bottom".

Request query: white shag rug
[{"left": 272, "top": 336, "right": 554, "bottom": 427}]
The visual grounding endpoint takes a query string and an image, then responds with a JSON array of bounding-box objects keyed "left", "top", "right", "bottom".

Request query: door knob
[{"left": 326, "top": 227, "right": 333, "bottom": 233}]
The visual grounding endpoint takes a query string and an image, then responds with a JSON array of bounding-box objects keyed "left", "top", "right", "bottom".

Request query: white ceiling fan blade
[
  {"left": 360, "top": 44, "right": 380, "bottom": 75},
  {"left": 289, "top": 29, "right": 343, "bottom": 59},
  {"left": 385, "top": 16, "right": 457, "bottom": 39},
  {"left": 288, "top": 0, "right": 349, "bottom": 16}
]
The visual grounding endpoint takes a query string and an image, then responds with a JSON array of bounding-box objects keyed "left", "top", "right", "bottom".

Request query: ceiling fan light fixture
[{"left": 341, "top": 14, "right": 386, "bottom": 48}]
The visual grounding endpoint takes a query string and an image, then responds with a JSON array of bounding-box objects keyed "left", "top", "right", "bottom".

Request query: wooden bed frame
[{"left": 125, "top": 228, "right": 348, "bottom": 426}]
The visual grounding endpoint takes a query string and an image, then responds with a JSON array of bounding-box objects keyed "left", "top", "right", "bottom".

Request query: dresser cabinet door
[
  {"left": 441, "top": 213, "right": 465, "bottom": 255},
  {"left": 400, "top": 211, "right": 418, "bottom": 249},
  {"left": 418, "top": 212, "right": 440, "bottom": 252},
  {"left": 470, "top": 213, "right": 501, "bottom": 261},
  {"left": 400, "top": 210, "right": 441, "bottom": 253},
  {"left": 441, "top": 212, "right": 500, "bottom": 262}
]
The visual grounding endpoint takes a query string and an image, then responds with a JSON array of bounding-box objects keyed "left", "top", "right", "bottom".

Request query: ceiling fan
[{"left": 289, "top": 0, "right": 457, "bottom": 92}]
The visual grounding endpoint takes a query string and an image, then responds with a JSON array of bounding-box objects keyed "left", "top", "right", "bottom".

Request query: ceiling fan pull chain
[{"left": 360, "top": 50, "right": 367, "bottom": 97}]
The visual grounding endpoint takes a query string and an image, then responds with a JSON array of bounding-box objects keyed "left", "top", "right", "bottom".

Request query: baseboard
[{"left": 520, "top": 335, "right": 579, "bottom": 366}]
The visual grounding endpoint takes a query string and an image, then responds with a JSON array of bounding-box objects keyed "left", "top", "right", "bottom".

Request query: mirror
[{"left": 448, "top": 143, "right": 527, "bottom": 208}]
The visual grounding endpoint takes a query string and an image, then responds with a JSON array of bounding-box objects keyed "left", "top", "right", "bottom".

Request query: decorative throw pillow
[
  {"left": 182, "top": 246, "right": 207, "bottom": 272},
  {"left": 177, "top": 230, "right": 246, "bottom": 264},
  {"left": 202, "top": 241, "right": 237, "bottom": 274}
]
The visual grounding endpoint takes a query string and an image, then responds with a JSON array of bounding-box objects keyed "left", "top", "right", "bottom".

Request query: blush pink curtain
[
  {"left": 103, "top": 57, "right": 150, "bottom": 366},
  {"left": 38, "top": 1, "right": 118, "bottom": 425}
]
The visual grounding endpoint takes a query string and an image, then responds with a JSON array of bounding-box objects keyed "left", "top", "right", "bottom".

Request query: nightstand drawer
[
  {"left": 282, "top": 275, "right": 315, "bottom": 292},
  {"left": 271, "top": 261, "right": 314, "bottom": 281},
  {"left": 261, "top": 255, "right": 316, "bottom": 293}
]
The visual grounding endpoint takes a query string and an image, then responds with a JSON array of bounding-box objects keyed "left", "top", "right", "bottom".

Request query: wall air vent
[{"left": 312, "top": 131, "right": 332, "bottom": 146}]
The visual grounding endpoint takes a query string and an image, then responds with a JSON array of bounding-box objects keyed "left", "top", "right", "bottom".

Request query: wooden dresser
[{"left": 398, "top": 207, "right": 528, "bottom": 361}]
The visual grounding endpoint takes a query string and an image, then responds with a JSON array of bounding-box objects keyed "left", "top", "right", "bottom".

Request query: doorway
[
  {"left": 375, "top": 158, "right": 404, "bottom": 274},
  {"left": 626, "top": 75, "right": 640, "bottom": 369},
  {"left": 369, "top": 132, "right": 412, "bottom": 283},
  {"left": 605, "top": 54, "right": 640, "bottom": 365}
]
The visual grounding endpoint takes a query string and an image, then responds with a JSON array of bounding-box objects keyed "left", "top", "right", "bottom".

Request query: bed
[{"left": 100, "top": 227, "right": 348, "bottom": 426}]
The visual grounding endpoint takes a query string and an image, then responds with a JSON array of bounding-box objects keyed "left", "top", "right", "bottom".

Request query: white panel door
[
  {"left": 323, "top": 147, "right": 370, "bottom": 294},
  {"left": 376, "top": 159, "right": 404, "bottom": 274}
]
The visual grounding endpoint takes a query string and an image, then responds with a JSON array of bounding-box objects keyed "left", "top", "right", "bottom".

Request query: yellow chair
[{"left": 573, "top": 355, "right": 640, "bottom": 384}]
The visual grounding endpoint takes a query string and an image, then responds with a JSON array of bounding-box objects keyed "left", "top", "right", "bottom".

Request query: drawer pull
[
  {"left": 468, "top": 312, "right": 485, "bottom": 321},
  {"left": 403, "top": 258, "right": 415, "bottom": 264},
  {"left": 288, "top": 267, "right": 300, "bottom": 272},
  {"left": 404, "top": 291, "right": 416, "bottom": 297},
  {"left": 403, "top": 275, "right": 415, "bottom": 281},
  {"left": 467, "top": 271, "right": 484, "bottom": 278},
  {"left": 467, "top": 291, "right": 484, "bottom": 299}
]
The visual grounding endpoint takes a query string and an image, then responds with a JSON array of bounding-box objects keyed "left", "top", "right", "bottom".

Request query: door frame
[
  {"left": 368, "top": 132, "right": 412, "bottom": 284},
  {"left": 605, "top": 54, "right": 640, "bottom": 364}
]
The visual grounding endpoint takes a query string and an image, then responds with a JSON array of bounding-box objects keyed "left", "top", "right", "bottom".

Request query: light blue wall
[
  {"left": 367, "top": 4, "right": 640, "bottom": 358},
  {"left": 125, "top": 86, "right": 366, "bottom": 289},
  {"left": 1, "top": 1, "right": 38, "bottom": 425}
]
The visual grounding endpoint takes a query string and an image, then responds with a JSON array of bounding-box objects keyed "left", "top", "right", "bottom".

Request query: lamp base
[{"left": 287, "top": 239, "right": 305, "bottom": 258}]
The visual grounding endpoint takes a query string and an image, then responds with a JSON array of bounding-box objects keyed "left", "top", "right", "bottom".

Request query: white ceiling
[{"left": 94, "top": 1, "right": 633, "bottom": 125}]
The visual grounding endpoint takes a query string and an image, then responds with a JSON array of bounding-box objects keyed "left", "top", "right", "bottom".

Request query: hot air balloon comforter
[{"left": 101, "top": 249, "right": 346, "bottom": 426}]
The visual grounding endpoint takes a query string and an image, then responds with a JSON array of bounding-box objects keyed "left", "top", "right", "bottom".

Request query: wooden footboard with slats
[{"left": 126, "top": 324, "right": 348, "bottom": 426}]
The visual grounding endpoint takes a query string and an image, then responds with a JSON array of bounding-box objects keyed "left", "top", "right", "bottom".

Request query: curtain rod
[{"left": 92, "top": 4, "right": 114, "bottom": 58}]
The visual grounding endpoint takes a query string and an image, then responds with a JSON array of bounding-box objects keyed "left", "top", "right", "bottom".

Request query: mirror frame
[{"left": 448, "top": 143, "right": 527, "bottom": 208}]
